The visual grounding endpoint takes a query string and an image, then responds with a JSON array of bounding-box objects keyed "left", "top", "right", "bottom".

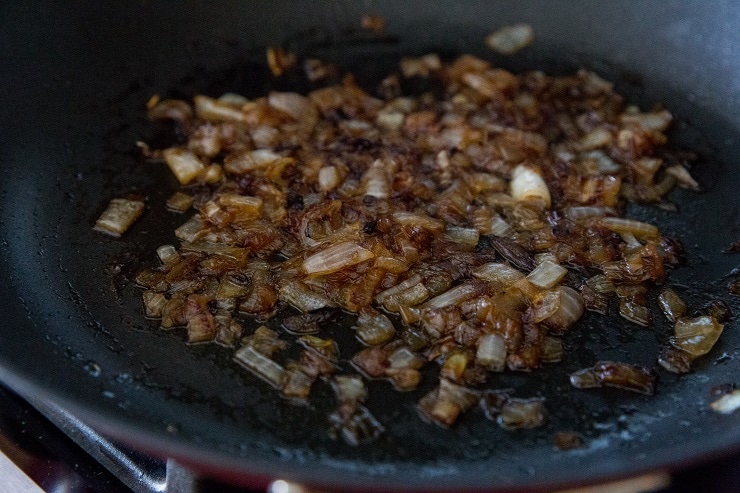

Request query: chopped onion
[
  {"left": 485, "top": 24, "right": 535, "bottom": 55},
  {"left": 541, "top": 336, "right": 564, "bottom": 363},
  {"left": 526, "top": 260, "right": 567, "bottom": 289},
  {"left": 166, "top": 192, "right": 194, "bottom": 213},
  {"left": 278, "top": 281, "right": 336, "bottom": 312},
  {"left": 268, "top": 92, "right": 311, "bottom": 120},
  {"left": 142, "top": 291, "right": 167, "bottom": 318},
  {"left": 570, "top": 361, "right": 656, "bottom": 395},
  {"left": 194, "top": 95, "right": 246, "bottom": 123},
  {"left": 94, "top": 198, "right": 145, "bottom": 237},
  {"left": 497, "top": 398, "right": 547, "bottom": 430},
  {"left": 127, "top": 51, "right": 703, "bottom": 443},
  {"left": 510, "top": 165, "right": 551, "bottom": 208},
  {"left": 476, "top": 333, "right": 507, "bottom": 371},
  {"left": 598, "top": 217, "right": 659, "bottom": 239},
  {"left": 670, "top": 315, "right": 724, "bottom": 358},
  {"left": 542, "top": 286, "right": 585, "bottom": 333},
  {"left": 417, "top": 378, "right": 479, "bottom": 427},
  {"left": 472, "top": 262, "right": 525, "bottom": 288},
  {"left": 657, "top": 288, "right": 687, "bottom": 322},
  {"left": 619, "top": 299, "right": 652, "bottom": 326},
  {"left": 318, "top": 166, "right": 340, "bottom": 191},
  {"left": 424, "top": 281, "right": 487, "bottom": 310},
  {"left": 444, "top": 226, "right": 480, "bottom": 246},
  {"left": 382, "top": 282, "right": 430, "bottom": 312},
  {"left": 303, "top": 242, "right": 375, "bottom": 275},
  {"left": 234, "top": 345, "right": 286, "bottom": 388},
  {"left": 620, "top": 110, "right": 672, "bottom": 132},
  {"left": 333, "top": 375, "right": 367, "bottom": 403},
  {"left": 710, "top": 390, "right": 740, "bottom": 414},
  {"left": 392, "top": 212, "right": 444, "bottom": 233},
  {"left": 387, "top": 347, "right": 424, "bottom": 369},
  {"left": 355, "top": 309, "right": 396, "bottom": 346},
  {"left": 224, "top": 149, "right": 285, "bottom": 174},
  {"left": 666, "top": 165, "right": 701, "bottom": 191}
]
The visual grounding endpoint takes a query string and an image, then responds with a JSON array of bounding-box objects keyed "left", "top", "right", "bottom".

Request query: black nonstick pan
[{"left": 1, "top": 1, "right": 739, "bottom": 491}]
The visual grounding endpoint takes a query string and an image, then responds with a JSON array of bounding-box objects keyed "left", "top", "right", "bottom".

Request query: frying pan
[{"left": 1, "top": 1, "right": 739, "bottom": 491}]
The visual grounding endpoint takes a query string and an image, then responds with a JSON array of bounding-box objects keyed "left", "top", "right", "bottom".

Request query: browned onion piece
[
  {"left": 497, "top": 398, "right": 547, "bottom": 430},
  {"left": 570, "top": 361, "right": 657, "bottom": 395},
  {"left": 94, "top": 198, "right": 145, "bottom": 237},
  {"left": 657, "top": 288, "right": 686, "bottom": 322},
  {"left": 670, "top": 315, "right": 724, "bottom": 358}
]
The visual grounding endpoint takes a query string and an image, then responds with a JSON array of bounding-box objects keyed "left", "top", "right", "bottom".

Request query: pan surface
[{"left": 0, "top": 1, "right": 739, "bottom": 491}]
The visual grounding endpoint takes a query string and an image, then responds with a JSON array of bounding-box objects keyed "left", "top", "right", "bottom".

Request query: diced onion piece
[
  {"left": 279, "top": 281, "right": 337, "bottom": 312},
  {"left": 585, "top": 274, "right": 615, "bottom": 294},
  {"left": 619, "top": 299, "right": 652, "bottom": 326},
  {"left": 620, "top": 110, "right": 672, "bottom": 132},
  {"left": 224, "top": 149, "right": 285, "bottom": 174},
  {"left": 166, "top": 192, "right": 194, "bottom": 213},
  {"left": 657, "top": 288, "right": 687, "bottom": 322},
  {"left": 658, "top": 346, "right": 692, "bottom": 374},
  {"left": 476, "top": 333, "right": 507, "bottom": 371},
  {"left": 363, "top": 159, "right": 390, "bottom": 199},
  {"left": 387, "top": 347, "right": 424, "bottom": 369},
  {"left": 579, "top": 128, "right": 613, "bottom": 150},
  {"left": 441, "top": 353, "right": 469, "bottom": 381},
  {"left": 194, "top": 95, "right": 246, "bottom": 122},
  {"left": 268, "top": 92, "right": 311, "bottom": 120},
  {"left": 485, "top": 24, "right": 535, "bottom": 55},
  {"left": 541, "top": 337, "right": 564, "bottom": 363},
  {"left": 303, "top": 242, "right": 375, "bottom": 275},
  {"left": 488, "top": 215, "right": 515, "bottom": 237},
  {"left": 318, "top": 166, "right": 340, "bottom": 191},
  {"left": 598, "top": 217, "right": 659, "bottom": 239},
  {"left": 94, "top": 198, "right": 145, "bottom": 237},
  {"left": 400, "top": 53, "right": 442, "bottom": 77},
  {"left": 542, "top": 286, "right": 585, "bottom": 333},
  {"left": 472, "top": 262, "right": 525, "bottom": 288},
  {"left": 497, "top": 399, "right": 547, "bottom": 430},
  {"left": 666, "top": 165, "right": 701, "bottom": 191},
  {"left": 382, "top": 282, "right": 430, "bottom": 312},
  {"left": 532, "top": 289, "right": 561, "bottom": 323},
  {"left": 333, "top": 375, "right": 367, "bottom": 403},
  {"left": 234, "top": 345, "right": 286, "bottom": 388},
  {"left": 424, "top": 281, "right": 487, "bottom": 310},
  {"left": 444, "top": 226, "right": 480, "bottom": 246},
  {"left": 510, "top": 165, "right": 551, "bottom": 208},
  {"left": 570, "top": 361, "right": 656, "bottom": 395},
  {"left": 142, "top": 291, "right": 167, "bottom": 318},
  {"left": 374, "top": 274, "right": 423, "bottom": 305},
  {"left": 156, "top": 244, "right": 179, "bottom": 265},
  {"left": 218, "top": 194, "right": 263, "bottom": 220},
  {"left": 282, "top": 368, "right": 314, "bottom": 399},
  {"left": 374, "top": 256, "right": 410, "bottom": 274},
  {"left": 710, "top": 390, "right": 740, "bottom": 415},
  {"left": 355, "top": 309, "right": 396, "bottom": 346},
  {"left": 376, "top": 110, "right": 405, "bottom": 131},
  {"left": 163, "top": 148, "right": 205, "bottom": 185},
  {"left": 392, "top": 212, "right": 444, "bottom": 233},
  {"left": 417, "top": 379, "right": 478, "bottom": 427},
  {"left": 565, "top": 206, "right": 616, "bottom": 221},
  {"left": 526, "top": 260, "right": 567, "bottom": 289},
  {"left": 670, "top": 315, "right": 724, "bottom": 358}
]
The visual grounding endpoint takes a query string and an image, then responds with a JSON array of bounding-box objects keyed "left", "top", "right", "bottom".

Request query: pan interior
[{"left": 0, "top": 1, "right": 739, "bottom": 490}]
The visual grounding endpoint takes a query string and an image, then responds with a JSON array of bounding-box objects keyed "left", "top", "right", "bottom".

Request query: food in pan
[{"left": 99, "top": 51, "right": 730, "bottom": 444}]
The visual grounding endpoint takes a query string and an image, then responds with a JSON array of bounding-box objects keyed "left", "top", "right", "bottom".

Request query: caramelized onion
[{"left": 121, "top": 50, "right": 709, "bottom": 445}]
